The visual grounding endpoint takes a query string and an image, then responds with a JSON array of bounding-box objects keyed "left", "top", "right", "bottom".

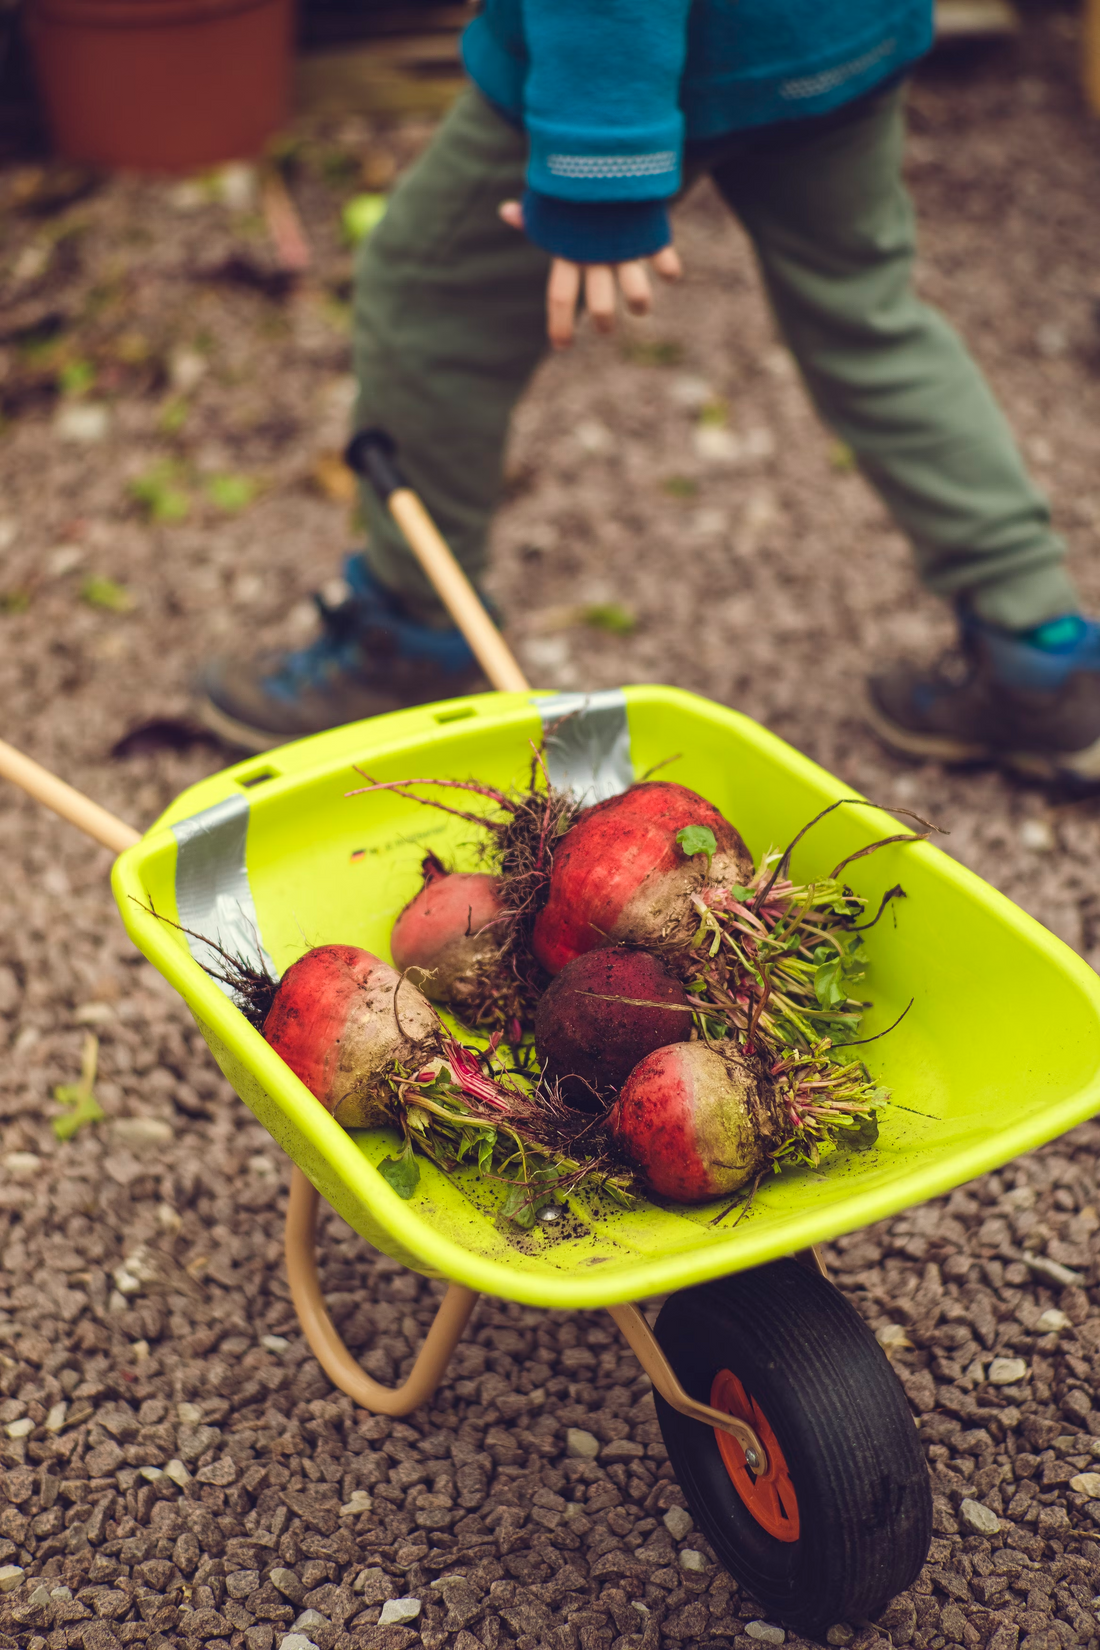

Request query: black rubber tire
[{"left": 654, "top": 1259, "right": 931, "bottom": 1636}]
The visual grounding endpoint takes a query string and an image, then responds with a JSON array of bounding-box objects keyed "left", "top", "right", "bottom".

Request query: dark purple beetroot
[{"left": 534, "top": 948, "right": 693, "bottom": 1109}]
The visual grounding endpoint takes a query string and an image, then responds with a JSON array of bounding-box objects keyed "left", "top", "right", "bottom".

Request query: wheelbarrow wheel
[{"left": 653, "top": 1257, "right": 931, "bottom": 1636}]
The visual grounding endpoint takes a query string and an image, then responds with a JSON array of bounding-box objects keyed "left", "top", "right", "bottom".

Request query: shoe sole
[
  {"left": 197, "top": 696, "right": 293, "bottom": 754},
  {"left": 864, "top": 694, "right": 1100, "bottom": 784}
]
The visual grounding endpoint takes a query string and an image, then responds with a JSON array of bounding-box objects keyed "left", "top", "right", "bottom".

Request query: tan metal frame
[{"left": 286, "top": 1168, "right": 777, "bottom": 1467}]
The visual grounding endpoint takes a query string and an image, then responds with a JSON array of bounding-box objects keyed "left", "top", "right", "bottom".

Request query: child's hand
[{"left": 499, "top": 200, "right": 682, "bottom": 350}]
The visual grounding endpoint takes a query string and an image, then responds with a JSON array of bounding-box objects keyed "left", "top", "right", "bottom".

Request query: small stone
[
  {"left": 249, "top": 1154, "right": 278, "bottom": 1177},
  {"left": 1037, "top": 1309, "right": 1070, "bottom": 1333},
  {"left": 353, "top": 1567, "right": 396, "bottom": 1602},
  {"left": 378, "top": 1598, "right": 422, "bottom": 1626},
  {"left": 107, "top": 1290, "right": 130, "bottom": 1314},
  {"left": 130, "top": 1340, "right": 150, "bottom": 1362},
  {"left": 2, "top": 1152, "right": 40, "bottom": 1178},
  {"left": 163, "top": 1458, "right": 191, "bottom": 1488},
  {"left": 1019, "top": 818, "right": 1054, "bottom": 853},
  {"left": 340, "top": 1490, "right": 372, "bottom": 1516},
  {"left": 0, "top": 1565, "right": 24, "bottom": 1592},
  {"left": 157, "top": 1202, "right": 182, "bottom": 1233},
  {"left": 745, "top": 1623, "right": 786, "bottom": 1645},
  {"left": 292, "top": 1611, "right": 329, "bottom": 1631},
  {"left": 826, "top": 1628, "right": 854, "bottom": 1646},
  {"left": 987, "top": 1357, "right": 1028, "bottom": 1386},
  {"left": 54, "top": 403, "right": 111, "bottom": 443},
  {"left": 632, "top": 1602, "right": 650, "bottom": 1617},
  {"left": 261, "top": 1335, "right": 290, "bottom": 1353},
  {"left": 694, "top": 425, "right": 741, "bottom": 463},
  {"left": 663, "top": 1506, "right": 694, "bottom": 1541},
  {"left": 875, "top": 1324, "right": 913, "bottom": 1352},
  {"left": 1070, "top": 1473, "right": 1100, "bottom": 1499},
  {"left": 227, "top": 1571, "right": 260, "bottom": 1599},
  {"left": 959, "top": 1498, "right": 1001, "bottom": 1535},
  {"left": 110, "top": 1117, "right": 174, "bottom": 1147},
  {"left": 196, "top": 1456, "right": 237, "bottom": 1486},
  {"left": 270, "top": 1569, "right": 305, "bottom": 1606},
  {"left": 28, "top": 1583, "right": 52, "bottom": 1607},
  {"left": 168, "top": 348, "right": 207, "bottom": 395},
  {"left": 139, "top": 1466, "right": 164, "bottom": 1482},
  {"left": 566, "top": 1428, "right": 600, "bottom": 1460},
  {"left": 277, "top": 1638, "right": 317, "bottom": 1650},
  {"left": 679, "top": 1550, "right": 707, "bottom": 1572},
  {"left": 5, "top": 1418, "right": 33, "bottom": 1439},
  {"left": 45, "top": 1403, "right": 66, "bottom": 1433},
  {"left": 176, "top": 1402, "right": 203, "bottom": 1424}
]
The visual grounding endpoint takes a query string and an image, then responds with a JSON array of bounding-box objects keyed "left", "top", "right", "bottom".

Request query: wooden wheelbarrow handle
[
  {"left": 344, "top": 428, "right": 532, "bottom": 695},
  {"left": 0, "top": 738, "right": 140, "bottom": 854}
]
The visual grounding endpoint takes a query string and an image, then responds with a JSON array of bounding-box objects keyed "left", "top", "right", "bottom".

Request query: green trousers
[{"left": 353, "top": 85, "right": 1077, "bottom": 633}]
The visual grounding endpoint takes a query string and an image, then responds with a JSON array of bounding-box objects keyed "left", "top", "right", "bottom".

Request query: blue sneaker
[
  {"left": 199, "top": 554, "right": 489, "bottom": 750},
  {"left": 867, "top": 611, "right": 1100, "bottom": 782}
]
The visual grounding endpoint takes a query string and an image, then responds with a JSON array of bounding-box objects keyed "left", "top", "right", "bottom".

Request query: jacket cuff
[{"left": 521, "top": 189, "right": 672, "bottom": 264}]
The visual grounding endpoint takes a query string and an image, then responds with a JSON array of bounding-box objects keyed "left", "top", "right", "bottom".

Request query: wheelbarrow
[{"left": 4, "top": 436, "right": 1100, "bottom": 1635}]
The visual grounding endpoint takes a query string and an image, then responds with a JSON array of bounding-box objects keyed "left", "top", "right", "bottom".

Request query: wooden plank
[
  {"left": 296, "top": 36, "right": 465, "bottom": 119},
  {"left": 934, "top": 0, "right": 1020, "bottom": 39}
]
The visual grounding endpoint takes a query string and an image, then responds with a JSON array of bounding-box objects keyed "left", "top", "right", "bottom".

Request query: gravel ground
[{"left": 4, "top": 11, "right": 1100, "bottom": 1650}]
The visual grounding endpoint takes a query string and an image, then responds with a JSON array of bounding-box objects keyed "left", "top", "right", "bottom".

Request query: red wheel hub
[{"left": 710, "top": 1368, "right": 800, "bottom": 1542}]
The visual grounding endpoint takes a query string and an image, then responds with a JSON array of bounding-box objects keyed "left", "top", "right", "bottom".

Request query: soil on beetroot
[{"left": 4, "top": 12, "right": 1100, "bottom": 1650}]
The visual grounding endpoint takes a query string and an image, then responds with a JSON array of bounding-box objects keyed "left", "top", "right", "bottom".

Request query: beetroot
[
  {"left": 607, "top": 1041, "right": 778, "bottom": 1202},
  {"left": 263, "top": 943, "right": 442, "bottom": 1129},
  {"left": 532, "top": 782, "right": 753, "bottom": 975},
  {"left": 535, "top": 949, "right": 693, "bottom": 1108},
  {"left": 391, "top": 855, "right": 511, "bottom": 1013}
]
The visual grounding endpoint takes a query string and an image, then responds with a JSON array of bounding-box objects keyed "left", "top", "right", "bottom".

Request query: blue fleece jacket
[{"left": 462, "top": 0, "right": 934, "bottom": 263}]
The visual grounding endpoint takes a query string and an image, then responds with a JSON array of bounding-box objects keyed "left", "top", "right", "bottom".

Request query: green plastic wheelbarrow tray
[{"left": 111, "top": 683, "right": 1100, "bottom": 1323}]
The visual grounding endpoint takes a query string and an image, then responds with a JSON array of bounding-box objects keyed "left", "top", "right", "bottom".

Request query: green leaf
[
  {"left": 59, "top": 359, "right": 95, "bottom": 397},
  {"left": 582, "top": 603, "right": 636, "bottom": 636},
  {"left": 80, "top": 575, "right": 135, "bottom": 613},
  {"left": 835, "top": 1111, "right": 879, "bottom": 1153},
  {"left": 342, "top": 193, "right": 389, "bottom": 245},
  {"left": 129, "top": 463, "right": 189, "bottom": 524},
  {"left": 677, "top": 825, "right": 717, "bottom": 870},
  {"left": 502, "top": 1182, "right": 536, "bottom": 1230},
  {"left": 206, "top": 473, "right": 258, "bottom": 513},
  {"left": 52, "top": 1033, "right": 104, "bottom": 1141},
  {"left": 378, "top": 1151, "right": 420, "bottom": 1199},
  {"left": 814, "top": 957, "right": 846, "bottom": 1008},
  {"left": 477, "top": 1134, "right": 495, "bottom": 1173},
  {"left": 52, "top": 1086, "right": 105, "bottom": 1141}
]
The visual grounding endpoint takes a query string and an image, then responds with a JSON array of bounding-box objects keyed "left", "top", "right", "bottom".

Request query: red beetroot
[
  {"left": 391, "top": 856, "right": 511, "bottom": 1011},
  {"left": 263, "top": 944, "right": 441, "bottom": 1128},
  {"left": 535, "top": 949, "right": 692, "bottom": 1108},
  {"left": 607, "top": 1041, "right": 778, "bottom": 1202},
  {"left": 532, "top": 782, "right": 753, "bottom": 975}
]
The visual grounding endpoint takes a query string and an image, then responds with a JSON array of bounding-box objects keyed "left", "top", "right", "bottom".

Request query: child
[{"left": 200, "top": 0, "right": 1100, "bottom": 782}]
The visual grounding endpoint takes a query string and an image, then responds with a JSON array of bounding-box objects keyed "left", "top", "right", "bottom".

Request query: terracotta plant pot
[{"left": 25, "top": 0, "right": 293, "bottom": 173}]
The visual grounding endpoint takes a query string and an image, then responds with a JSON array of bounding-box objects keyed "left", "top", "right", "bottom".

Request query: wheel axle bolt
[{"left": 744, "top": 1447, "right": 761, "bottom": 1471}]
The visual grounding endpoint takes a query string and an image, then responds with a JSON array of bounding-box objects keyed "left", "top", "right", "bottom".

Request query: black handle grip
[{"left": 344, "top": 428, "right": 407, "bottom": 502}]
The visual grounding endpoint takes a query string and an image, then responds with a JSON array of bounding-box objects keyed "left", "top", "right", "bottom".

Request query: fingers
[
  {"left": 584, "top": 265, "right": 617, "bottom": 332},
  {"left": 498, "top": 200, "right": 525, "bottom": 231},
  {"left": 617, "top": 260, "right": 653, "bottom": 316},
  {"left": 547, "top": 258, "right": 582, "bottom": 348},
  {"left": 652, "top": 243, "right": 683, "bottom": 282}
]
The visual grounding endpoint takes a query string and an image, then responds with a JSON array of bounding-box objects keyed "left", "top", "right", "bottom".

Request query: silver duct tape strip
[
  {"left": 534, "top": 688, "right": 634, "bottom": 805},
  {"left": 172, "top": 794, "right": 276, "bottom": 995}
]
